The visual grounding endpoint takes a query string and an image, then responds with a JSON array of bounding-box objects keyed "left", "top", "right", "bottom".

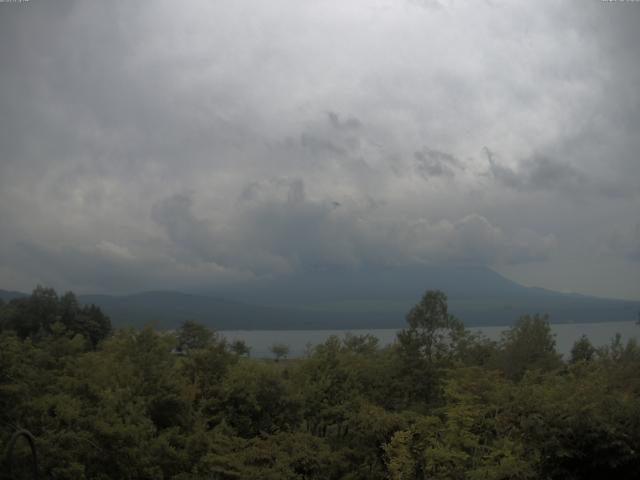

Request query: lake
[{"left": 221, "top": 321, "right": 640, "bottom": 359}]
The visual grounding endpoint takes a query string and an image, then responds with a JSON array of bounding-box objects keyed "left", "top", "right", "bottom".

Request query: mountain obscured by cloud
[{"left": 0, "top": 0, "right": 638, "bottom": 299}]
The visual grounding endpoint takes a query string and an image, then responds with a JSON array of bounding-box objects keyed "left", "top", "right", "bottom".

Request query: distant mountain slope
[
  {"left": 210, "top": 264, "right": 640, "bottom": 327},
  {"left": 77, "top": 291, "right": 323, "bottom": 330},
  {"left": 214, "top": 264, "right": 526, "bottom": 305},
  {"left": 3, "top": 265, "right": 639, "bottom": 329},
  {"left": 0, "top": 289, "right": 27, "bottom": 302}
]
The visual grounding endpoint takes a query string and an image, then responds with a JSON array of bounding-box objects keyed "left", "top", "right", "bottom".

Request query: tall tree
[
  {"left": 397, "top": 290, "right": 465, "bottom": 363},
  {"left": 230, "top": 339, "right": 251, "bottom": 357},
  {"left": 270, "top": 343, "right": 290, "bottom": 362},
  {"left": 499, "top": 314, "right": 562, "bottom": 380},
  {"left": 570, "top": 334, "right": 596, "bottom": 363},
  {"left": 395, "top": 290, "right": 466, "bottom": 405},
  {"left": 176, "top": 320, "right": 214, "bottom": 353}
]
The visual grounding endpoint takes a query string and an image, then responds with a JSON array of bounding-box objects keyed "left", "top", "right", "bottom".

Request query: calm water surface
[{"left": 221, "top": 321, "right": 640, "bottom": 359}]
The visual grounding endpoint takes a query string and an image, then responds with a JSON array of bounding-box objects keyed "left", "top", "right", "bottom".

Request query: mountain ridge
[{"left": 2, "top": 265, "right": 639, "bottom": 329}]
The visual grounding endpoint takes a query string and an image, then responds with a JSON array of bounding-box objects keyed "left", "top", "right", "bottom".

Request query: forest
[{"left": 1, "top": 286, "right": 640, "bottom": 479}]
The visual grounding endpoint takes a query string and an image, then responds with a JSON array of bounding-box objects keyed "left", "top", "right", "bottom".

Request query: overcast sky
[{"left": 0, "top": 0, "right": 638, "bottom": 299}]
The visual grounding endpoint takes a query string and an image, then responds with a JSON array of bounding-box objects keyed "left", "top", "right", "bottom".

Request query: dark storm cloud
[
  {"left": 0, "top": 0, "right": 638, "bottom": 298},
  {"left": 148, "top": 178, "right": 556, "bottom": 274},
  {"left": 484, "top": 148, "right": 586, "bottom": 192},
  {"left": 298, "top": 112, "right": 365, "bottom": 159},
  {"left": 5, "top": 239, "right": 250, "bottom": 294},
  {"left": 151, "top": 194, "right": 222, "bottom": 264},
  {"left": 483, "top": 148, "right": 522, "bottom": 189},
  {"left": 484, "top": 147, "right": 639, "bottom": 200},
  {"left": 327, "top": 112, "right": 362, "bottom": 131},
  {"left": 414, "top": 147, "right": 464, "bottom": 180}
]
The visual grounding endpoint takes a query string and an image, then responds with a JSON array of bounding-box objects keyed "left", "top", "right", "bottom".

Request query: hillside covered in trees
[{"left": 2, "top": 287, "right": 640, "bottom": 479}]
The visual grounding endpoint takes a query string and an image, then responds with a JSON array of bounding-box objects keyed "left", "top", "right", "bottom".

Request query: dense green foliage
[{"left": 1, "top": 287, "right": 640, "bottom": 479}]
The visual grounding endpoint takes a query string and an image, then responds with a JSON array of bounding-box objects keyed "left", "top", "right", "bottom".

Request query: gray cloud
[
  {"left": 484, "top": 147, "right": 586, "bottom": 192},
  {"left": 0, "top": 0, "right": 638, "bottom": 298},
  {"left": 414, "top": 147, "right": 464, "bottom": 180},
  {"left": 5, "top": 239, "right": 250, "bottom": 294},
  {"left": 327, "top": 112, "right": 362, "bottom": 131},
  {"left": 484, "top": 147, "right": 638, "bottom": 200},
  {"left": 147, "top": 178, "right": 556, "bottom": 276},
  {"left": 606, "top": 224, "right": 640, "bottom": 262},
  {"left": 151, "top": 195, "right": 211, "bottom": 259}
]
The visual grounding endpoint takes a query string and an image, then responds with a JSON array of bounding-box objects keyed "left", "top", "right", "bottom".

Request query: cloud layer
[{"left": 0, "top": 0, "right": 638, "bottom": 298}]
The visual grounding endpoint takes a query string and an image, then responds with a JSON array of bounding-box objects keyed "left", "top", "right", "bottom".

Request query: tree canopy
[{"left": 1, "top": 287, "right": 639, "bottom": 479}]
